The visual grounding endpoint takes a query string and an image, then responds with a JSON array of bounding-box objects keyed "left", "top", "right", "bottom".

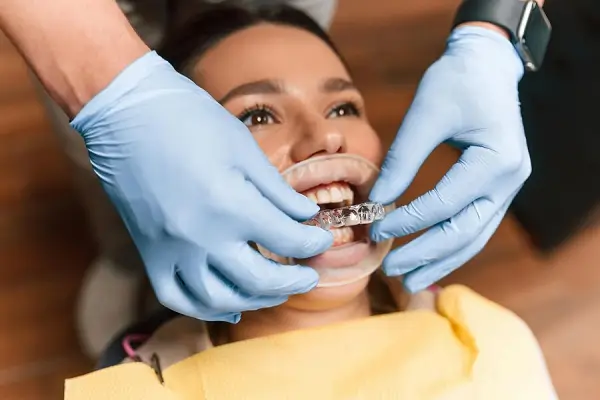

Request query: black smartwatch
[{"left": 453, "top": 0, "right": 552, "bottom": 72}]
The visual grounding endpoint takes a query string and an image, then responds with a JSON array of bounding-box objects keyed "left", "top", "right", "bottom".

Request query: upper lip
[{"left": 282, "top": 154, "right": 380, "bottom": 196}]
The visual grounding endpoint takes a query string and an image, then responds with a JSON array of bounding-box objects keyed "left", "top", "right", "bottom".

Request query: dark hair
[{"left": 159, "top": 1, "right": 347, "bottom": 76}]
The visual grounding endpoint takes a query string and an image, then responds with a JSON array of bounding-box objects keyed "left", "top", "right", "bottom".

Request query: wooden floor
[{"left": 0, "top": 1, "right": 597, "bottom": 399}]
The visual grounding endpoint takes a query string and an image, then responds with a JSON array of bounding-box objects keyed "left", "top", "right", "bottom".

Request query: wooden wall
[{"left": 0, "top": 34, "right": 94, "bottom": 399}]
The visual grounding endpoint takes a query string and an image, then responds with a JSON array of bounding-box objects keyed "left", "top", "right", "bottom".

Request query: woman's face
[{"left": 191, "top": 24, "right": 390, "bottom": 309}]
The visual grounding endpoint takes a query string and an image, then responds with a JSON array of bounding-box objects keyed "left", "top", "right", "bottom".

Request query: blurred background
[{"left": 0, "top": 0, "right": 598, "bottom": 399}]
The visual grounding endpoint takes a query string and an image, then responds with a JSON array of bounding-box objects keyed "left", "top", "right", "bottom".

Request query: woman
[{"left": 66, "top": 4, "right": 557, "bottom": 399}]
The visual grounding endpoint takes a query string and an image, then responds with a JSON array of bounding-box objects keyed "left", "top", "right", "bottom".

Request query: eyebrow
[
  {"left": 320, "top": 77, "right": 357, "bottom": 93},
  {"left": 218, "top": 80, "right": 283, "bottom": 104},
  {"left": 218, "top": 77, "right": 357, "bottom": 104}
]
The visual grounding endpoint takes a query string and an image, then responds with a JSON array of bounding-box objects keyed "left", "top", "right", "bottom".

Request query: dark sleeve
[{"left": 513, "top": 0, "right": 600, "bottom": 251}]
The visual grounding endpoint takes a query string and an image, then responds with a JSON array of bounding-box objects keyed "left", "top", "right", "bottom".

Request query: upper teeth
[{"left": 303, "top": 182, "right": 354, "bottom": 205}]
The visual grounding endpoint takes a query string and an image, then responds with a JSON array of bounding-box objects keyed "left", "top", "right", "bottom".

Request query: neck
[{"left": 228, "top": 291, "right": 371, "bottom": 343}]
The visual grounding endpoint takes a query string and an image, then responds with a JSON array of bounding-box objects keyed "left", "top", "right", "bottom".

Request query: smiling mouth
[{"left": 256, "top": 154, "right": 394, "bottom": 288}]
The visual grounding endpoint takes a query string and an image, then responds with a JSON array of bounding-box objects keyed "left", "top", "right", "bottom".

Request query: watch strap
[{"left": 453, "top": 0, "right": 527, "bottom": 42}]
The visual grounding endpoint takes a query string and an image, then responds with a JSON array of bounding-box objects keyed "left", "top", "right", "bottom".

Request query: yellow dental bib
[{"left": 64, "top": 286, "right": 557, "bottom": 399}]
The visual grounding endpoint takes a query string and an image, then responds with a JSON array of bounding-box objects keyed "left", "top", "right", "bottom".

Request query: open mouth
[
  {"left": 303, "top": 181, "right": 367, "bottom": 248},
  {"left": 257, "top": 154, "right": 394, "bottom": 288}
]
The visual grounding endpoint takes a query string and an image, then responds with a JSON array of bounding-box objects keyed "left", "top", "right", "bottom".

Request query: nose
[{"left": 290, "top": 115, "right": 346, "bottom": 162}]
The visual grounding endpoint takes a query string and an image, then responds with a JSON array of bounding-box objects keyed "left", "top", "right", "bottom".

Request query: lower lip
[{"left": 300, "top": 240, "right": 370, "bottom": 269}]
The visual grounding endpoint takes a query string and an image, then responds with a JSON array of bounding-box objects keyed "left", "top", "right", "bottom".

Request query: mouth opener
[{"left": 304, "top": 201, "right": 386, "bottom": 230}]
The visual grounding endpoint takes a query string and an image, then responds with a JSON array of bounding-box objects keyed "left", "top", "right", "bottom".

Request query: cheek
[
  {"left": 343, "top": 125, "right": 383, "bottom": 166},
  {"left": 252, "top": 129, "right": 295, "bottom": 172}
]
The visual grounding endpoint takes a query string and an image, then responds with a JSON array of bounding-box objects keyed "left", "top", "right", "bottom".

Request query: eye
[
  {"left": 327, "top": 102, "right": 361, "bottom": 119},
  {"left": 238, "top": 105, "right": 278, "bottom": 127}
]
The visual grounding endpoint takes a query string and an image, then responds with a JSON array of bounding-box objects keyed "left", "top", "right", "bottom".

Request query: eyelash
[
  {"left": 237, "top": 101, "right": 362, "bottom": 128},
  {"left": 327, "top": 101, "right": 363, "bottom": 119},
  {"left": 238, "top": 104, "right": 279, "bottom": 127}
]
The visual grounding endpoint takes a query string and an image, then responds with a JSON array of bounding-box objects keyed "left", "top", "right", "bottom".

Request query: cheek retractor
[
  {"left": 304, "top": 201, "right": 386, "bottom": 230},
  {"left": 256, "top": 154, "right": 394, "bottom": 288}
]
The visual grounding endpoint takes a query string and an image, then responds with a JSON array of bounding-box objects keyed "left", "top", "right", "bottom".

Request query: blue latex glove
[
  {"left": 71, "top": 51, "right": 333, "bottom": 323},
  {"left": 370, "top": 27, "right": 531, "bottom": 292}
]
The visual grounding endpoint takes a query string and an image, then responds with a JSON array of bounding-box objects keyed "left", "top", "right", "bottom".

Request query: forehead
[{"left": 193, "top": 24, "right": 350, "bottom": 98}]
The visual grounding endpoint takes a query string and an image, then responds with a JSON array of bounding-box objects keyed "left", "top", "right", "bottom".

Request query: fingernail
[
  {"left": 373, "top": 233, "right": 391, "bottom": 243},
  {"left": 306, "top": 201, "right": 320, "bottom": 215},
  {"left": 289, "top": 267, "right": 319, "bottom": 294},
  {"left": 303, "top": 228, "right": 334, "bottom": 254},
  {"left": 369, "top": 223, "right": 389, "bottom": 243},
  {"left": 404, "top": 282, "right": 426, "bottom": 294},
  {"left": 402, "top": 276, "right": 429, "bottom": 294},
  {"left": 221, "top": 313, "right": 241, "bottom": 324},
  {"left": 382, "top": 263, "right": 415, "bottom": 277},
  {"left": 368, "top": 183, "right": 385, "bottom": 203},
  {"left": 300, "top": 275, "right": 319, "bottom": 292}
]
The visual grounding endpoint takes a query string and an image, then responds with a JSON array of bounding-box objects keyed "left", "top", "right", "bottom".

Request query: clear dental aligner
[{"left": 304, "top": 202, "right": 386, "bottom": 230}]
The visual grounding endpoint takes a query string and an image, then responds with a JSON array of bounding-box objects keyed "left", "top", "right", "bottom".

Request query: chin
[{"left": 285, "top": 275, "right": 371, "bottom": 311}]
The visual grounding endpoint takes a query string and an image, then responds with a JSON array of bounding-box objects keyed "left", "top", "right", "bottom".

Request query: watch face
[{"left": 522, "top": 4, "right": 552, "bottom": 71}]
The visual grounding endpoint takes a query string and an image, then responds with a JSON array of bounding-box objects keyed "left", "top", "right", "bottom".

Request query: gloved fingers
[
  {"left": 401, "top": 204, "right": 507, "bottom": 293},
  {"left": 241, "top": 140, "right": 321, "bottom": 222},
  {"left": 371, "top": 146, "right": 504, "bottom": 241},
  {"left": 381, "top": 196, "right": 501, "bottom": 276},
  {"left": 211, "top": 242, "right": 320, "bottom": 297},
  {"left": 163, "top": 287, "right": 241, "bottom": 323},
  {"left": 241, "top": 180, "right": 334, "bottom": 259},
  {"left": 369, "top": 98, "right": 452, "bottom": 205},
  {"left": 147, "top": 261, "right": 241, "bottom": 323},
  {"left": 175, "top": 254, "right": 288, "bottom": 315}
]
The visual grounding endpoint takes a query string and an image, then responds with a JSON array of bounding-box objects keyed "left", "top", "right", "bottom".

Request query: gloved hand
[
  {"left": 72, "top": 51, "right": 333, "bottom": 323},
  {"left": 370, "top": 27, "right": 531, "bottom": 292}
]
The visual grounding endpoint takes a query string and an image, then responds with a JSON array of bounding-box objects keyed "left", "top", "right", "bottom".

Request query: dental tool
[{"left": 304, "top": 201, "right": 386, "bottom": 230}]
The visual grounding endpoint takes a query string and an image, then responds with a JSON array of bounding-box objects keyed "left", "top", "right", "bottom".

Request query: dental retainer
[
  {"left": 304, "top": 201, "right": 386, "bottom": 230},
  {"left": 257, "top": 154, "right": 395, "bottom": 288}
]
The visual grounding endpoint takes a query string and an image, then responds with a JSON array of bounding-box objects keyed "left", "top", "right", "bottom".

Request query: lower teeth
[{"left": 304, "top": 202, "right": 386, "bottom": 230}]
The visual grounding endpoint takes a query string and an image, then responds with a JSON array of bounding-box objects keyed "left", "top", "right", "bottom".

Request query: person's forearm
[
  {"left": 459, "top": 0, "right": 545, "bottom": 40},
  {"left": 0, "top": 0, "right": 149, "bottom": 117}
]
